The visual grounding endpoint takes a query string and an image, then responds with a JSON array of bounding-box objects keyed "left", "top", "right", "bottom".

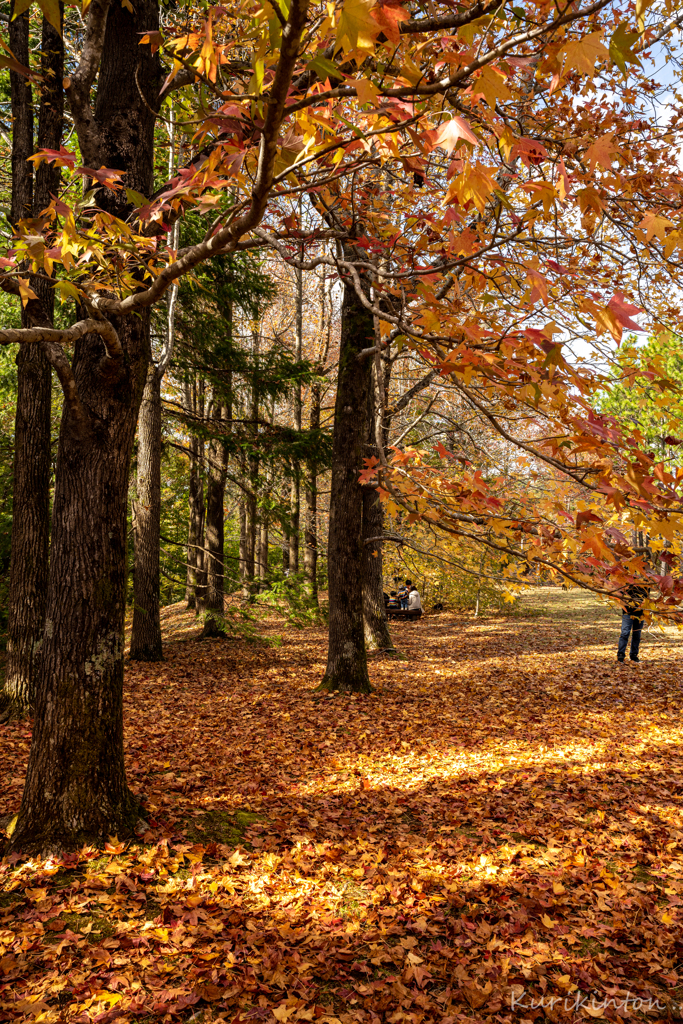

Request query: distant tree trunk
[
  {"left": 2, "top": 10, "right": 61, "bottom": 719},
  {"left": 9, "top": 0, "right": 159, "bottom": 854},
  {"left": 243, "top": 487, "right": 256, "bottom": 600},
  {"left": 303, "top": 272, "right": 330, "bottom": 609},
  {"left": 289, "top": 475, "right": 300, "bottom": 572},
  {"left": 130, "top": 364, "right": 163, "bottom": 660},
  {"left": 289, "top": 244, "right": 303, "bottom": 573},
  {"left": 189, "top": 376, "right": 207, "bottom": 610},
  {"left": 281, "top": 478, "right": 290, "bottom": 571},
  {"left": 194, "top": 434, "right": 208, "bottom": 609},
  {"left": 303, "top": 378, "right": 320, "bottom": 605},
  {"left": 362, "top": 488, "right": 394, "bottom": 651},
  {"left": 239, "top": 491, "right": 247, "bottom": 587},
  {"left": 258, "top": 520, "right": 269, "bottom": 588},
  {"left": 319, "top": 258, "right": 373, "bottom": 693},
  {"left": 362, "top": 363, "right": 394, "bottom": 651},
  {"left": 185, "top": 431, "right": 204, "bottom": 610},
  {"left": 202, "top": 400, "right": 228, "bottom": 637}
]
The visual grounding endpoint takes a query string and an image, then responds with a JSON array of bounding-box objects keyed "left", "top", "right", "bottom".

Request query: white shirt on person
[{"left": 407, "top": 590, "right": 421, "bottom": 611}]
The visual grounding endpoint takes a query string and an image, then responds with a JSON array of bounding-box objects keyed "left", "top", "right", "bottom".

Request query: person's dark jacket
[{"left": 623, "top": 585, "right": 648, "bottom": 615}]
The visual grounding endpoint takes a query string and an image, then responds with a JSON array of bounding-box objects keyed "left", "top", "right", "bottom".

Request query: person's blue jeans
[
  {"left": 618, "top": 610, "right": 642, "bottom": 660},
  {"left": 400, "top": 598, "right": 409, "bottom": 609}
]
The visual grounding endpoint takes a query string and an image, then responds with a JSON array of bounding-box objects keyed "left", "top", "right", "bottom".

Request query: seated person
[
  {"left": 407, "top": 585, "right": 422, "bottom": 620},
  {"left": 387, "top": 590, "right": 400, "bottom": 609}
]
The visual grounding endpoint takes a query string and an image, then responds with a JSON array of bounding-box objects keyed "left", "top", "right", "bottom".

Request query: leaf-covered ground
[{"left": 2, "top": 590, "right": 683, "bottom": 1023}]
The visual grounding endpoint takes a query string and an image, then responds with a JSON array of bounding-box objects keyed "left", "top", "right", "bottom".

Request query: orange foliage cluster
[{"left": 2, "top": 594, "right": 683, "bottom": 1022}]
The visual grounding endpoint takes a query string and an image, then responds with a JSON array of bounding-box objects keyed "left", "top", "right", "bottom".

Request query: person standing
[
  {"left": 617, "top": 584, "right": 648, "bottom": 663},
  {"left": 399, "top": 579, "right": 411, "bottom": 610}
]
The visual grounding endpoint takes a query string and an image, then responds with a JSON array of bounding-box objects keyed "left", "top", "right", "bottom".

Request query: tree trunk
[
  {"left": 4, "top": 343, "right": 52, "bottom": 718},
  {"left": 303, "top": 379, "right": 320, "bottom": 606},
  {"left": 202, "top": 402, "right": 228, "bottom": 637},
  {"left": 239, "top": 492, "right": 247, "bottom": 589},
  {"left": 258, "top": 520, "right": 269, "bottom": 588},
  {"left": 281, "top": 478, "right": 290, "bottom": 571},
  {"left": 319, "top": 261, "right": 373, "bottom": 693},
  {"left": 289, "top": 475, "right": 300, "bottom": 572},
  {"left": 362, "top": 487, "right": 394, "bottom": 651},
  {"left": 10, "top": 310, "right": 152, "bottom": 852},
  {"left": 194, "top": 434, "right": 208, "bottom": 609},
  {"left": 185, "top": 432, "right": 204, "bottom": 610},
  {"left": 362, "top": 363, "right": 394, "bottom": 651},
  {"left": 130, "top": 364, "right": 163, "bottom": 660},
  {"left": 9, "top": 0, "right": 160, "bottom": 854},
  {"left": 289, "top": 245, "right": 303, "bottom": 572},
  {"left": 2, "top": 10, "right": 61, "bottom": 719},
  {"left": 244, "top": 486, "right": 256, "bottom": 600}
]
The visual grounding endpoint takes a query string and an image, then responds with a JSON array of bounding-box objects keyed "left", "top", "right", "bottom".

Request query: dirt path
[{"left": 1, "top": 590, "right": 683, "bottom": 1022}]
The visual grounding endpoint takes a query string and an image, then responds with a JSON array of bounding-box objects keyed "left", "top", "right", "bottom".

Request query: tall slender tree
[
  {"left": 319, "top": 249, "right": 374, "bottom": 693},
  {"left": 2, "top": 7, "right": 63, "bottom": 718},
  {"left": 130, "top": 110, "right": 179, "bottom": 660}
]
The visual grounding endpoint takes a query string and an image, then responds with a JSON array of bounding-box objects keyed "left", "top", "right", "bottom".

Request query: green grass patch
[
  {"left": 184, "top": 808, "right": 263, "bottom": 846},
  {"left": 45, "top": 912, "right": 118, "bottom": 943}
]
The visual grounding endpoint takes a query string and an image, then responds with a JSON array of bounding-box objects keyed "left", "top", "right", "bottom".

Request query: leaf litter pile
[{"left": 2, "top": 590, "right": 683, "bottom": 1023}]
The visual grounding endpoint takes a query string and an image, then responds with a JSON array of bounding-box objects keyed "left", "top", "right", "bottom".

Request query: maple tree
[{"left": 0, "top": 0, "right": 681, "bottom": 846}]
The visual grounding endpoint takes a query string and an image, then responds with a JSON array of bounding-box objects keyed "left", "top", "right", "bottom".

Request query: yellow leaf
[
  {"left": 37, "top": 0, "right": 61, "bottom": 32},
  {"left": 541, "top": 913, "right": 556, "bottom": 928},
  {"left": 638, "top": 212, "right": 674, "bottom": 242},
  {"left": 273, "top": 1005, "right": 295, "bottom": 1022},
  {"left": 552, "top": 881, "right": 566, "bottom": 894},
  {"left": 474, "top": 65, "right": 512, "bottom": 109},
  {"left": 559, "top": 31, "right": 609, "bottom": 79},
  {"left": 354, "top": 77, "right": 379, "bottom": 106},
  {"left": 335, "top": 0, "right": 379, "bottom": 56},
  {"left": 636, "top": 0, "right": 656, "bottom": 32},
  {"left": 18, "top": 276, "right": 38, "bottom": 307},
  {"left": 584, "top": 132, "right": 618, "bottom": 171}
]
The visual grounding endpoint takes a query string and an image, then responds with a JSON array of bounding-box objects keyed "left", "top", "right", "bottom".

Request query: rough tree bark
[
  {"left": 318, "top": 259, "right": 373, "bottom": 693},
  {"left": 9, "top": 0, "right": 160, "bottom": 853},
  {"left": 130, "top": 364, "right": 163, "bottom": 660},
  {"left": 2, "top": 10, "right": 62, "bottom": 718}
]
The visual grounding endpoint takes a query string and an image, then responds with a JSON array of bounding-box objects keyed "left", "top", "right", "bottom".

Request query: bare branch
[
  {"left": 0, "top": 317, "right": 122, "bottom": 361},
  {"left": 400, "top": 0, "right": 502, "bottom": 35},
  {"left": 158, "top": 67, "right": 197, "bottom": 104},
  {"left": 391, "top": 369, "right": 440, "bottom": 416}
]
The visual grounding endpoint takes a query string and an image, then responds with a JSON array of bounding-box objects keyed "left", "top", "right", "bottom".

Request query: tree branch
[
  {"left": 64, "top": 0, "right": 111, "bottom": 165},
  {"left": 93, "top": 0, "right": 310, "bottom": 318},
  {"left": 0, "top": 317, "right": 122, "bottom": 361}
]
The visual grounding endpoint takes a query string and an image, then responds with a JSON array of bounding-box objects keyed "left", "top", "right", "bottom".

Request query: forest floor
[{"left": 2, "top": 589, "right": 683, "bottom": 1023}]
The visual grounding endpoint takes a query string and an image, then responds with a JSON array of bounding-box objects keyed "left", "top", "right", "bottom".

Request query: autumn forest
[{"left": 1, "top": 0, "right": 683, "bottom": 1020}]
